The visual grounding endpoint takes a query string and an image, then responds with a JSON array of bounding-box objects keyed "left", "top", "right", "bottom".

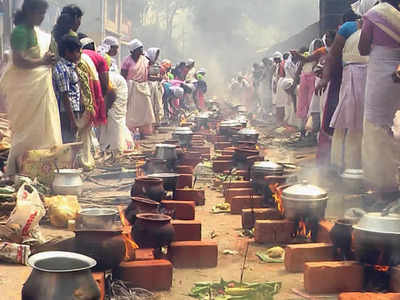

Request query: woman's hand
[
  {"left": 42, "top": 51, "right": 56, "bottom": 66},
  {"left": 315, "top": 79, "right": 329, "bottom": 96}
]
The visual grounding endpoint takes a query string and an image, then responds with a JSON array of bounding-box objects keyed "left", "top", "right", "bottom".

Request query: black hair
[
  {"left": 342, "top": 9, "right": 360, "bottom": 23},
  {"left": 14, "top": 0, "right": 49, "bottom": 25},
  {"left": 52, "top": 5, "right": 84, "bottom": 45},
  {"left": 77, "top": 32, "right": 88, "bottom": 40},
  {"left": 59, "top": 34, "right": 82, "bottom": 58},
  {"left": 82, "top": 42, "right": 95, "bottom": 51},
  {"left": 283, "top": 52, "right": 290, "bottom": 60}
]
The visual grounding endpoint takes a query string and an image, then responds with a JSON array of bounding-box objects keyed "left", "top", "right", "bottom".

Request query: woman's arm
[
  {"left": 12, "top": 50, "right": 54, "bottom": 69},
  {"left": 359, "top": 17, "right": 373, "bottom": 56}
]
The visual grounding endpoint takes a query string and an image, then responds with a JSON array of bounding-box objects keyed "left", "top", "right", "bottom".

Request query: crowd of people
[
  {"left": 0, "top": 0, "right": 208, "bottom": 174},
  {"left": 232, "top": 0, "right": 400, "bottom": 208}
]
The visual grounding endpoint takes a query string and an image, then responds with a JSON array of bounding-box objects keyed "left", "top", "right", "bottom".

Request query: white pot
[{"left": 52, "top": 169, "right": 83, "bottom": 196}]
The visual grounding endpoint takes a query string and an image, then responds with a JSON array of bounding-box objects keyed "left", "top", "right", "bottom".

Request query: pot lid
[
  {"left": 79, "top": 208, "right": 118, "bottom": 217},
  {"left": 196, "top": 112, "right": 210, "bottom": 119},
  {"left": 220, "top": 120, "right": 241, "bottom": 127},
  {"left": 238, "top": 128, "right": 259, "bottom": 135},
  {"left": 252, "top": 161, "right": 284, "bottom": 171},
  {"left": 174, "top": 127, "right": 193, "bottom": 135},
  {"left": 282, "top": 180, "right": 328, "bottom": 200},
  {"left": 54, "top": 168, "right": 82, "bottom": 175},
  {"left": 28, "top": 251, "right": 97, "bottom": 273},
  {"left": 148, "top": 173, "right": 180, "bottom": 179},
  {"left": 341, "top": 169, "right": 364, "bottom": 179},
  {"left": 156, "top": 144, "right": 177, "bottom": 149},
  {"left": 353, "top": 212, "right": 400, "bottom": 234}
]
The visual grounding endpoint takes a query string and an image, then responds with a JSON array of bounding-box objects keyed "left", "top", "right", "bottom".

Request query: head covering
[
  {"left": 351, "top": 0, "right": 379, "bottom": 16},
  {"left": 171, "top": 86, "right": 184, "bottom": 98},
  {"left": 80, "top": 37, "right": 95, "bottom": 49},
  {"left": 186, "top": 58, "right": 195, "bottom": 67},
  {"left": 309, "top": 39, "right": 323, "bottom": 53},
  {"left": 103, "top": 36, "right": 119, "bottom": 47},
  {"left": 129, "top": 39, "right": 144, "bottom": 51},
  {"left": 272, "top": 51, "right": 283, "bottom": 60},
  {"left": 146, "top": 48, "right": 160, "bottom": 64},
  {"left": 197, "top": 68, "right": 206, "bottom": 76},
  {"left": 161, "top": 59, "right": 172, "bottom": 70}
]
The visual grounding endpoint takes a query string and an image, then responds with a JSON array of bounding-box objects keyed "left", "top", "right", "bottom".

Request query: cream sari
[{"left": 0, "top": 28, "right": 62, "bottom": 175}]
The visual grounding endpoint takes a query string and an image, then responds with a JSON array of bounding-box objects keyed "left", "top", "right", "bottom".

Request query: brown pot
[
  {"left": 125, "top": 197, "right": 160, "bottom": 225},
  {"left": 74, "top": 230, "right": 126, "bottom": 271},
  {"left": 175, "top": 189, "right": 205, "bottom": 206},
  {"left": 131, "top": 177, "right": 165, "bottom": 202},
  {"left": 132, "top": 213, "right": 175, "bottom": 255},
  {"left": 176, "top": 165, "right": 194, "bottom": 174}
]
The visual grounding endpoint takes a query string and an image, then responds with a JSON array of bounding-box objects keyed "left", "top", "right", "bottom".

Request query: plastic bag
[
  {"left": 0, "top": 242, "right": 30, "bottom": 265},
  {"left": 7, "top": 183, "right": 46, "bottom": 244},
  {"left": 392, "top": 110, "right": 400, "bottom": 140},
  {"left": 44, "top": 195, "right": 81, "bottom": 227}
]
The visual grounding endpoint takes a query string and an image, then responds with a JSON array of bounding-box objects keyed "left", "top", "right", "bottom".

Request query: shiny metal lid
[
  {"left": 156, "top": 144, "right": 177, "bottom": 149},
  {"left": 252, "top": 161, "right": 284, "bottom": 171},
  {"left": 282, "top": 180, "right": 328, "bottom": 200},
  {"left": 341, "top": 169, "right": 364, "bottom": 180},
  {"left": 353, "top": 212, "right": 400, "bottom": 234},
  {"left": 238, "top": 128, "right": 259, "bottom": 135},
  {"left": 220, "top": 120, "right": 241, "bottom": 127},
  {"left": 174, "top": 127, "right": 193, "bottom": 134}
]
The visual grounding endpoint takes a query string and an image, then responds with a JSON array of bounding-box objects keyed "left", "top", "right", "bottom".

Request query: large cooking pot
[
  {"left": 131, "top": 177, "right": 165, "bottom": 202},
  {"left": 52, "top": 169, "right": 83, "bottom": 196},
  {"left": 142, "top": 158, "right": 170, "bottom": 175},
  {"left": 155, "top": 144, "right": 178, "bottom": 161},
  {"left": 353, "top": 211, "right": 400, "bottom": 266},
  {"left": 251, "top": 161, "right": 284, "bottom": 193},
  {"left": 281, "top": 181, "right": 328, "bottom": 220},
  {"left": 219, "top": 120, "right": 241, "bottom": 136},
  {"left": 76, "top": 208, "right": 119, "bottom": 231},
  {"left": 22, "top": 251, "right": 100, "bottom": 300},
  {"left": 172, "top": 127, "right": 194, "bottom": 148},
  {"left": 148, "top": 173, "right": 180, "bottom": 192},
  {"left": 125, "top": 197, "right": 160, "bottom": 225},
  {"left": 195, "top": 112, "right": 210, "bottom": 130},
  {"left": 237, "top": 128, "right": 259, "bottom": 143}
]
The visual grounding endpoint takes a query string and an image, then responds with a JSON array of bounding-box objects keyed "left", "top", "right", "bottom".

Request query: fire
[
  {"left": 180, "top": 115, "right": 187, "bottom": 126},
  {"left": 269, "top": 183, "right": 284, "bottom": 215},
  {"left": 296, "top": 220, "right": 312, "bottom": 240},
  {"left": 374, "top": 265, "right": 390, "bottom": 272},
  {"left": 118, "top": 206, "right": 139, "bottom": 261}
]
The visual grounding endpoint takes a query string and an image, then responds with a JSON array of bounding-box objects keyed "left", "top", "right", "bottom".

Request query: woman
[
  {"left": 359, "top": 0, "right": 400, "bottom": 203},
  {"left": 121, "top": 39, "right": 155, "bottom": 137},
  {"left": 146, "top": 47, "right": 164, "bottom": 125},
  {"left": 99, "top": 71, "right": 134, "bottom": 155},
  {"left": 317, "top": 0, "right": 376, "bottom": 173},
  {"left": 0, "top": 0, "right": 62, "bottom": 175},
  {"left": 98, "top": 36, "right": 120, "bottom": 72}
]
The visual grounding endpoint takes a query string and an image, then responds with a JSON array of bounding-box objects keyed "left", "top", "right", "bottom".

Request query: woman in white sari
[
  {"left": 121, "top": 39, "right": 155, "bottom": 137},
  {"left": 0, "top": 0, "right": 62, "bottom": 175}
]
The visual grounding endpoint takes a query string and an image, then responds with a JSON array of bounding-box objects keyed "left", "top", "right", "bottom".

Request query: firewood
[{"left": 0, "top": 224, "right": 21, "bottom": 243}]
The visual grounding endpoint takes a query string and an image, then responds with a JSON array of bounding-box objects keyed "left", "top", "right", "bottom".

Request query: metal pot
[
  {"left": 76, "top": 208, "right": 120, "bottom": 231},
  {"left": 22, "top": 251, "right": 100, "bottom": 300},
  {"left": 281, "top": 180, "right": 328, "bottom": 220},
  {"left": 251, "top": 161, "right": 284, "bottom": 193},
  {"left": 154, "top": 144, "right": 178, "bottom": 161},
  {"left": 172, "top": 127, "right": 194, "bottom": 148},
  {"left": 353, "top": 212, "right": 400, "bottom": 266},
  {"left": 195, "top": 113, "right": 210, "bottom": 130},
  {"left": 236, "top": 116, "right": 248, "bottom": 128},
  {"left": 341, "top": 169, "right": 364, "bottom": 193},
  {"left": 148, "top": 173, "right": 180, "bottom": 192},
  {"left": 237, "top": 128, "right": 259, "bottom": 143},
  {"left": 219, "top": 120, "right": 241, "bottom": 136},
  {"left": 52, "top": 169, "right": 83, "bottom": 196},
  {"left": 142, "top": 158, "right": 170, "bottom": 175}
]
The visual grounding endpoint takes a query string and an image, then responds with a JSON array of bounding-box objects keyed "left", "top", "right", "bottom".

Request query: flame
[
  {"left": 180, "top": 115, "right": 187, "bottom": 126},
  {"left": 296, "top": 220, "right": 312, "bottom": 240},
  {"left": 269, "top": 183, "right": 284, "bottom": 216},
  {"left": 374, "top": 265, "right": 390, "bottom": 272},
  {"left": 118, "top": 206, "right": 139, "bottom": 261}
]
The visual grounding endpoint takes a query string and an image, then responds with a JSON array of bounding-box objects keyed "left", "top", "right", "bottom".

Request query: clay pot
[
  {"left": 125, "top": 197, "right": 160, "bottom": 225},
  {"left": 74, "top": 230, "right": 126, "bottom": 271},
  {"left": 132, "top": 213, "right": 175, "bottom": 255},
  {"left": 176, "top": 165, "right": 194, "bottom": 174},
  {"left": 131, "top": 177, "right": 165, "bottom": 202}
]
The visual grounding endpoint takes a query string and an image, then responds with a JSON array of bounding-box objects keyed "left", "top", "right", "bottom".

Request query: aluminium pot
[
  {"left": 281, "top": 180, "right": 328, "bottom": 221},
  {"left": 154, "top": 144, "right": 178, "bottom": 161},
  {"left": 353, "top": 212, "right": 400, "bottom": 266},
  {"left": 142, "top": 158, "right": 170, "bottom": 175},
  {"left": 75, "top": 208, "right": 119, "bottom": 231},
  {"left": 132, "top": 213, "right": 175, "bottom": 256},
  {"left": 341, "top": 169, "right": 364, "bottom": 193},
  {"left": 250, "top": 161, "right": 284, "bottom": 193},
  {"left": 131, "top": 177, "right": 165, "bottom": 202},
  {"left": 219, "top": 120, "right": 241, "bottom": 136},
  {"left": 237, "top": 128, "right": 259, "bottom": 143},
  {"left": 172, "top": 127, "right": 194, "bottom": 148},
  {"left": 195, "top": 112, "right": 210, "bottom": 130},
  {"left": 52, "top": 169, "right": 83, "bottom": 196},
  {"left": 22, "top": 251, "right": 100, "bottom": 300}
]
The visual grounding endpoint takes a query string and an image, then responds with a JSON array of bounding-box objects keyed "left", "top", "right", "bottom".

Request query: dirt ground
[{"left": 0, "top": 130, "right": 354, "bottom": 300}]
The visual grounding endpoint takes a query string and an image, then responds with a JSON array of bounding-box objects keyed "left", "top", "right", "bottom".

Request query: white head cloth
[
  {"left": 103, "top": 36, "right": 119, "bottom": 47},
  {"left": 272, "top": 51, "right": 283, "bottom": 60},
  {"left": 351, "top": 0, "right": 380, "bottom": 16},
  {"left": 129, "top": 39, "right": 143, "bottom": 51},
  {"left": 146, "top": 48, "right": 160, "bottom": 64}
]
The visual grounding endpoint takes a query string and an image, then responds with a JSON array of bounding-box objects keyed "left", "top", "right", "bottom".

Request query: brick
[
  {"left": 241, "top": 208, "right": 282, "bottom": 229},
  {"left": 93, "top": 272, "right": 105, "bottom": 300},
  {"left": 339, "top": 293, "right": 400, "bottom": 300},
  {"left": 214, "top": 142, "right": 233, "bottom": 150},
  {"left": 304, "top": 261, "right": 363, "bottom": 294},
  {"left": 169, "top": 241, "right": 218, "bottom": 268},
  {"left": 134, "top": 248, "right": 155, "bottom": 261},
  {"left": 230, "top": 195, "right": 264, "bottom": 214},
  {"left": 172, "top": 220, "right": 201, "bottom": 241},
  {"left": 390, "top": 266, "right": 400, "bottom": 292},
  {"left": 201, "top": 154, "right": 211, "bottom": 161},
  {"left": 161, "top": 200, "right": 195, "bottom": 220},
  {"left": 316, "top": 220, "right": 334, "bottom": 244},
  {"left": 176, "top": 165, "right": 193, "bottom": 174},
  {"left": 214, "top": 135, "right": 229, "bottom": 143},
  {"left": 214, "top": 155, "right": 233, "bottom": 161},
  {"left": 254, "top": 220, "right": 295, "bottom": 244},
  {"left": 175, "top": 189, "right": 205, "bottom": 206},
  {"left": 213, "top": 160, "right": 233, "bottom": 173},
  {"left": 114, "top": 260, "right": 173, "bottom": 291},
  {"left": 191, "top": 146, "right": 211, "bottom": 155},
  {"left": 225, "top": 188, "right": 254, "bottom": 204},
  {"left": 223, "top": 181, "right": 252, "bottom": 194},
  {"left": 284, "top": 243, "right": 334, "bottom": 273},
  {"left": 176, "top": 174, "right": 193, "bottom": 189}
]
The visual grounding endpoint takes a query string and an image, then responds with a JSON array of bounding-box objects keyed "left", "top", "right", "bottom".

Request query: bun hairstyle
[
  {"left": 52, "top": 5, "right": 84, "bottom": 46},
  {"left": 14, "top": 0, "right": 48, "bottom": 25}
]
